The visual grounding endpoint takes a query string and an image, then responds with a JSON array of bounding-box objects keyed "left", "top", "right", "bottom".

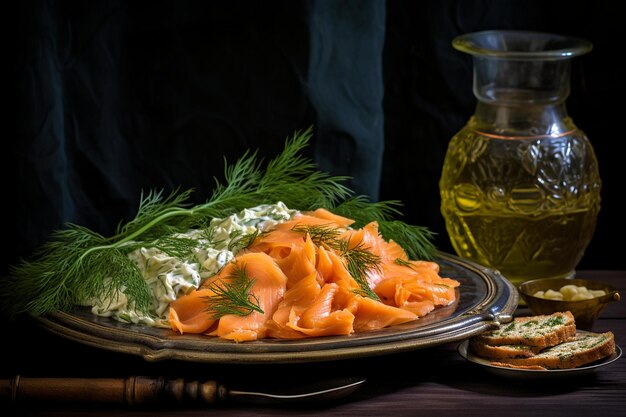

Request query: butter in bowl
[{"left": 518, "top": 278, "right": 620, "bottom": 330}]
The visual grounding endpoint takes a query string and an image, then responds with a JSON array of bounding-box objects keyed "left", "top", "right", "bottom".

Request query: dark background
[{"left": 7, "top": 0, "right": 625, "bottom": 275}]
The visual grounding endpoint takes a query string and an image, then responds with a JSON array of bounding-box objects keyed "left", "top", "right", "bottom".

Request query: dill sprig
[
  {"left": 3, "top": 225, "right": 153, "bottom": 317},
  {"left": 394, "top": 258, "right": 412, "bottom": 267},
  {"left": 333, "top": 196, "right": 403, "bottom": 225},
  {"left": 290, "top": 224, "right": 381, "bottom": 300},
  {"left": 144, "top": 235, "right": 201, "bottom": 260},
  {"left": 201, "top": 127, "right": 352, "bottom": 215},
  {"left": 336, "top": 240, "right": 381, "bottom": 301},
  {"left": 202, "top": 264, "right": 263, "bottom": 319},
  {"left": 227, "top": 230, "right": 262, "bottom": 253},
  {"left": 334, "top": 197, "right": 436, "bottom": 260},
  {"left": 291, "top": 224, "right": 342, "bottom": 245},
  {"left": 378, "top": 221, "right": 436, "bottom": 261}
]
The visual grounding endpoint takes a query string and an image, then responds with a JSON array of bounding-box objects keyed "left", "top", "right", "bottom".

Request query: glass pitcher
[{"left": 439, "top": 30, "right": 601, "bottom": 285}]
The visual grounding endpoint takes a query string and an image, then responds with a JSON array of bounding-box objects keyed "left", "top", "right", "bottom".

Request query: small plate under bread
[{"left": 458, "top": 330, "right": 622, "bottom": 380}]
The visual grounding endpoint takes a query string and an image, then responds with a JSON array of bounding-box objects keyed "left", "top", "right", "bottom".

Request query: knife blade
[{"left": 1, "top": 375, "right": 366, "bottom": 406}]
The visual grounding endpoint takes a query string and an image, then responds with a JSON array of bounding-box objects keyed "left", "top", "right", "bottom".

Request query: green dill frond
[
  {"left": 337, "top": 239, "right": 382, "bottom": 273},
  {"left": 79, "top": 248, "right": 152, "bottom": 313},
  {"left": 333, "top": 196, "right": 403, "bottom": 226},
  {"left": 146, "top": 235, "right": 200, "bottom": 260},
  {"left": 257, "top": 128, "right": 352, "bottom": 209},
  {"left": 115, "top": 189, "right": 195, "bottom": 240},
  {"left": 203, "top": 149, "right": 265, "bottom": 217},
  {"left": 290, "top": 224, "right": 342, "bottom": 246},
  {"left": 334, "top": 197, "right": 436, "bottom": 261},
  {"left": 203, "top": 264, "right": 263, "bottom": 319},
  {"left": 290, "top": 222, "right": 381, "bottom": 300},
  {"left": 227, "top": 230, "right": 261, "bottom": 253},
  {"left": 2, "top": 225, "right": 151, "bottom": 317},
  {"left": 197, "top": 225, "right": 216, "bottom": 243},
  {"left": 394, "top": 258, "right": 412, "bottom": 267},
  {"left": 193, "top": 128, "right": 352, "bottom": 216},
  {"left": 378, "top": 221, "right": 436, "bottom": 261},
  {"left": 337, "top": 240, "right": 381, "bottom": 301}
]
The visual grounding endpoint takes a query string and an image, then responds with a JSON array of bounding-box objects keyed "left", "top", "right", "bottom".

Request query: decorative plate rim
[{"left": 35, "top": 252, "right": 518, "bottom": 364}]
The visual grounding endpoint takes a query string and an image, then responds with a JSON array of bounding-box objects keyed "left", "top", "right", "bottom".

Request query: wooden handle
[{"left": 1, "top": 375, "right": 223, "bottom": 406}]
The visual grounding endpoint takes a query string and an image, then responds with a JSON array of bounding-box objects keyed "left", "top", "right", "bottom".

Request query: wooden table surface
[{"left": 2, "top": 270, "right": 624, "bottom": 417}]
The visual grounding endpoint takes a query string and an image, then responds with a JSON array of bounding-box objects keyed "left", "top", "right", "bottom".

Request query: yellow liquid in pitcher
[
  {"left": 442, "top": 209, "right": 599, "bottom": 285},
  {"left": 440, "top": 127, "right": 601, "bottom": 285}
]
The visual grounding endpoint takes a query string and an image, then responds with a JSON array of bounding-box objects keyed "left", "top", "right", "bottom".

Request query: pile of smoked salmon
[{"left": 169, "top": 208, "right": 460, "bottom": 342}]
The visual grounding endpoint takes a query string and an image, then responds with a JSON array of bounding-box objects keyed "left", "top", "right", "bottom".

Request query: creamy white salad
[{"left": 82, "top": 202, "right": 298, "bottom": 327}]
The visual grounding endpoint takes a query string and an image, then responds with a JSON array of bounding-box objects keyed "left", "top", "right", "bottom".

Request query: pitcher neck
[{"left": 470, "top": 100, "right": 575, "bottom": 138}]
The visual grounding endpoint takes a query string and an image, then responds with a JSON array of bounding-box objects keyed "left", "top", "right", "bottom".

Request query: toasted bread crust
[
  {"left": 489, "top": 362, "right": 547, "bottom": 370},
  {"left": 470, "top": 339, "right": 543, "bottom": 359}
]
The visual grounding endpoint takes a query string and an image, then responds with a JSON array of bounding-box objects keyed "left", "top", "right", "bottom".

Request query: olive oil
[
  {"left": 440, "top": 126, "right": 601, "bottom": 285},
  {"left": 441, "top": 208, "right": 599, "bottom": 284}
]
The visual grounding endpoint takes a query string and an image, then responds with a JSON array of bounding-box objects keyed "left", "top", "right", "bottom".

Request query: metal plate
[{"left": 35, "top": 252, "right": 518, "bottom": 364}]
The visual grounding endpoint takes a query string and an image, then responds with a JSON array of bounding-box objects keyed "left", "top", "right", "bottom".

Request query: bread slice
[
  {"left": 473, "top": 311, "right": 576, "bottom": 348},
  {"left": 490, "top": 331, "right": 615, "bottom": 370},
  {"left": 470, "top": 339, "right": 544, "bottom": 359}
]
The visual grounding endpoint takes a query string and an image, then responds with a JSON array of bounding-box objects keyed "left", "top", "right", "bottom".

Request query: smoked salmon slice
[
  {"left": 375, "top": 261, "right": 459, "bottom": 315},
  {"left": 352, "top": 295, "right": 417, "bottom": 331},
  {"left": 169, "top": 208, "right": 460, "bottom": 341},
  {"left": 210, "top": 252, "right": 288, "bottom": 342},
  {"left": 168, "top": 288, "right": 218, "bottom": 334},
  {"left": 283, "top": 283, "right": 356, "bottom": 337}
]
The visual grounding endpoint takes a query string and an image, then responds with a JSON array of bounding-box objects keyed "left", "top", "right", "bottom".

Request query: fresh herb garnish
[
  {"left": 338, "top": 239, "right": 381, "bottom": 300},
  {"left": 203, "top": 263, "right": 263, "bottom": 319},
  {"left": 291, "top": 224, "right": 342, "bottom": 245},
  {"left": 143, "top": 235, "right": 203, "bottom": 260},
  {"left": 1, "top": 127, "right": 436, "bottom": 318},
  {"left": 291, "top": 224, "right": 381, "bottom": 300},
  {"left": 333, "top": 196, "right": 436, "bottom": 261},
  {"left": 394, "top": 258, "right": 412, "bottom": 267},
  {"left": 227, "top": 230, "right": 262, "bottom": 252}
]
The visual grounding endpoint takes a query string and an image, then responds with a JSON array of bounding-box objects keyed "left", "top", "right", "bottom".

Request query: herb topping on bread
[
  {"left": 473, "top": 311, "right": 576, "bottom": 348},
  {"left": 467, "top": 311, "right": 617, "bottom": 370}
]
